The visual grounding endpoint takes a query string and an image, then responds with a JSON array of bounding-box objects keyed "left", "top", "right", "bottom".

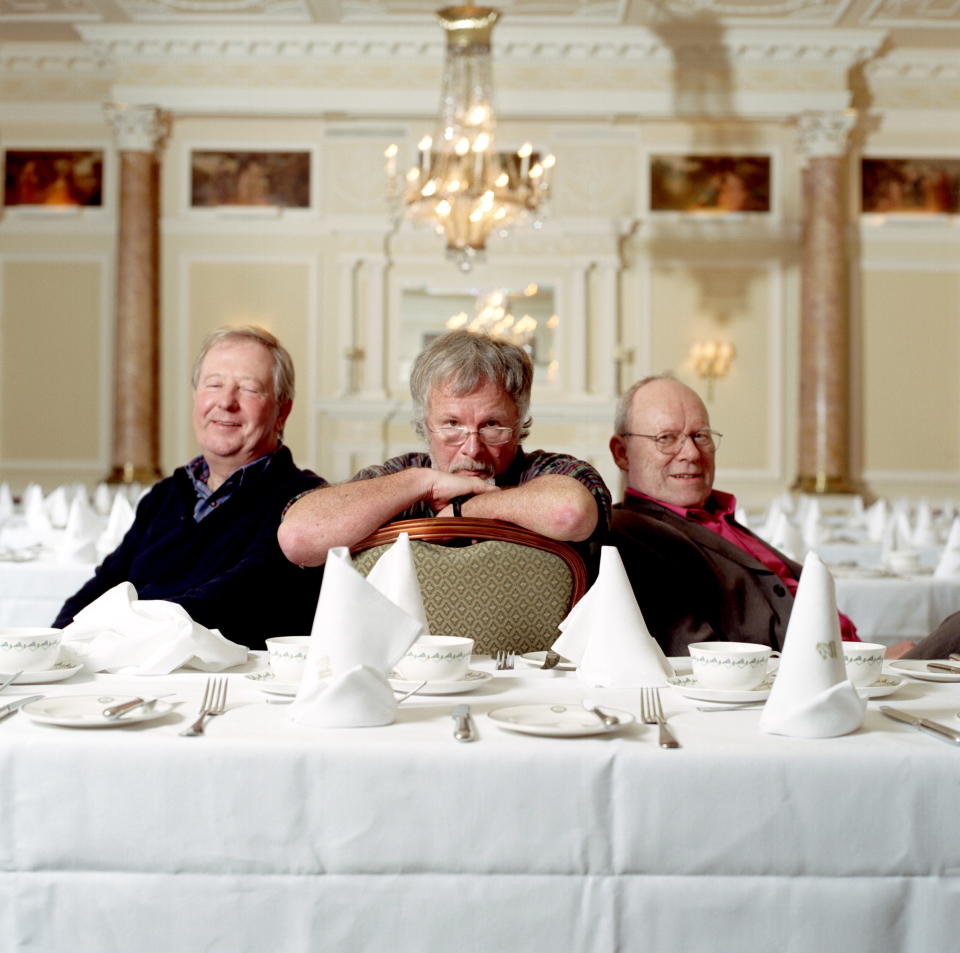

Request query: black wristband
[{"left": 450, "top": 494, "right": 471, "bottom": 517}]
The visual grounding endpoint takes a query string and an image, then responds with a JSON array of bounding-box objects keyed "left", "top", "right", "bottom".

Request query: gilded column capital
[
  {"left": 795, "top": 110, "right": 856, "bottom": 162},
  {"left": 104, "top": 103, "right": 170, "bottom": 154}
]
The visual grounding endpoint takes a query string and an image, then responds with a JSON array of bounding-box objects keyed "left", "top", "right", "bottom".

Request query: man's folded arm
[
  {"left": 278, "top": 468, "right": 496, "bottom": 566},
  {"left": 440, "top": 474, "right": 600, "bottom": 541}
]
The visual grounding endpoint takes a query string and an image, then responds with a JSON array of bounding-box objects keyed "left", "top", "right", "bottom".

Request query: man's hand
[
  {"left": 423, "top": 472, "right": 499, "bottom": 512},
  {"left": 884, "top": 639, "right": 916, "bottom": 660}
]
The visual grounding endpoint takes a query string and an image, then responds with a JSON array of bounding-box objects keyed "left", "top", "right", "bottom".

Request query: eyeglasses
[
  {"left": 620, "top": 430, "right": 722, "bottom": 454},
  {"left": 428, "top": 424, "right": 517, "bottom": 447}
]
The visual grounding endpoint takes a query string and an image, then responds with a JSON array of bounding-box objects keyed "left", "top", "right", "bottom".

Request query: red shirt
[{"left": 627, "top": 488, "right": 859, "bottom": 642}]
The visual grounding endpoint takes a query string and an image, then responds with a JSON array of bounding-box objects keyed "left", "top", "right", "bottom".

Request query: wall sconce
[{"left": 689, "top": 340, "right": 735, "bottom": 400}]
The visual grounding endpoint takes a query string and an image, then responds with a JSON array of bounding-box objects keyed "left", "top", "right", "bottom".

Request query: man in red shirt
[{"left": 607, "top": 375, "right": 929, "bottom": 658}]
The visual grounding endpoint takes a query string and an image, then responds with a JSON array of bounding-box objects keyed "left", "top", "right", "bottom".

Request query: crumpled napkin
[
  {"left": 759, "top": 551, "right": 865, "bottom": 738},
  {"left": 98, "top": 491, "right": 136, "bottom": 559},
  {"left": 60, "top": 581, "right": 248, "bottom": 674},
  {"left": 934, "top": 516, "right": 960, "bottom": 579},
  {"left": 290, "top": 545, "right": 424, "bottom": 728},
  {"left": 552, "top": 546, "right": 674, "bottom": 687},
  {"left": 57, "top": 492, "right": 102, "bottom": 563}
]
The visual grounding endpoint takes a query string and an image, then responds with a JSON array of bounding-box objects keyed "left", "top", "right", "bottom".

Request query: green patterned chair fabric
[{"left": 351, "top": 518, "right": 588, "bottom": 656}]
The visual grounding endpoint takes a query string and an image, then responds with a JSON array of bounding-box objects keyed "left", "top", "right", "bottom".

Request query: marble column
[
  {"left": 103, "top": 104, "right": 168, "bottom": 485},
  {"left": 793, "top": 110, "right": 860, "bottom": 495}
]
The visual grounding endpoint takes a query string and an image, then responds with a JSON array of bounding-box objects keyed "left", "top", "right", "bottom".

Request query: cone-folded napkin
[
  {"left": 57, "top": 493, "right": 102, "bottom": 563},
  {"left": 290, "top": 544, "right": 423, "bottom": 728},
  {"left": 364, "top": 531, "right": 428, "bottom": 629},
  {"left": 934, "top": 516, "right": 960, "bottom": 579},
  {"left": 60, "top": 581, "right": 247, "bottom": 674},
  {"left": 552, "top": 545, "right": 673, "bottom": 687},
  {"left": 759, "top": 552, "right": 865, "bottom": 738}
]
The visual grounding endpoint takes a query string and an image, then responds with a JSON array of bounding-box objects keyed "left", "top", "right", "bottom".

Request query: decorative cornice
[
  {"left": 860, "top": 0, "right": 960, "bottom": 29},
  {"left": 865, "top": 49, "right": 960, "bottom": 80},
  {"left": 74, "top": 24, "right": 887, "bottom": 67},
  {"left": 0, "top": 41, "right": 108, "bottom": 72}
]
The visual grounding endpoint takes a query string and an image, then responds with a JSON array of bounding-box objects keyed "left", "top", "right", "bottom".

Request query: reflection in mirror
[{"left": 399, "top": 284, "right": 558, "bottom": 388}]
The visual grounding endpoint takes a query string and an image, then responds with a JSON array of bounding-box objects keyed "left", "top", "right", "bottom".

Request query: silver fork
[
  {"left": 640, "top": 686, "right": 680, "bottom": 749},
  {"left": 180, "top": 677, "right": 228, "bottom": 737},
  {"left": 495, "top": 650, "right": 515, "bottom": 670}
]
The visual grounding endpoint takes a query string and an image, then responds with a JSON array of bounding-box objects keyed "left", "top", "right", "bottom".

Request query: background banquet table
[{"left": 2, "top": 655, "right": 960, "bottom": 953}]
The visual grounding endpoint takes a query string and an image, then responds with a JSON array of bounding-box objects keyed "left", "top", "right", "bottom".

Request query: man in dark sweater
[{"left": 54, "top": 326, "right": 325, "bottom": 648}]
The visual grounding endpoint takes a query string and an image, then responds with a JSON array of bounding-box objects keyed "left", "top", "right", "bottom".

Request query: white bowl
[
  {"left": 688, "top": 641, "right": 772, "bottom": 691},
  {"left": 394, "top": 635, "right": 474, "bottom": 683},
  {"left": 266, "top": 635, "right": 311, "bottom": 683},
  {"left": 0, "top": 627, "right": 63, "bottom": 673}
]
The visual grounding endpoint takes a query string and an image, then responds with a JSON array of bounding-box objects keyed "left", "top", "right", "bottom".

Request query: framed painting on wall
[
  {"left": 861, "top": 158, "right": 959, "bottom": 215},
  {"left": 3, "top": 150, "right": 104, "bottom": 207},
  {"left": 190, "top": 150, "right": 311, "bottom": 208},
  {"left": 649, "top": 154, "right": 771, "bottom": 213}
]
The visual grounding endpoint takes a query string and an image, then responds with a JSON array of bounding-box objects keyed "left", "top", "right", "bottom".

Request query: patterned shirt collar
[{"left": 185, "top": 450, "right": 276, "bottom": 521}]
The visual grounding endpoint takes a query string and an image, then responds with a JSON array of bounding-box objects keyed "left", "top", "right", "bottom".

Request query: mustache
[{"left": 449, "top": 460, "right": 495, "bottom": 478}]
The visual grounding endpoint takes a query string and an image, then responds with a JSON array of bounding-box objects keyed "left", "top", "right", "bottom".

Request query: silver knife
[
  {"left": 927, "top": 662, "right": 960, "bottom": 675},
  {"left": 879, "top": 706, "right": 960, "bottom": 746},
  {"left": 0, "top": 695, "right": 43, "bottom": 722},
  {"left": 452, "top": 704, "right": 474, "bottom": 742}
]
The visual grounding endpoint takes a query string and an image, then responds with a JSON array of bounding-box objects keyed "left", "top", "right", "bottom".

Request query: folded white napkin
[
  {"left": 60, "top": 581, "right": 248, "bottom": 674},
  {"left": 552, "top": 546, "right": 674, "bottom": 687},
  {"left": 57, "top": 492, "right": 102, "bottom": 563},
  {"left": 801, "top": 498, "right": 826, "bottom": 549},
  {"left": 767, "top": 511, "right": 806, "bottom": 562},
  {"left": 23, "top": 483, "right": 52, "bottom": 538},
  {"left": 364, "top": 531, "right": 428, "bottom": 629},
  {"left": 98, "top": 491, "right": 136, "bottom": 559},
  {"left": 934, "top": 516, "right": 960, "bottom": 579},
  {"left": 865, "top": 498, "right": 888, "bottom": 543},
  {"left": 759, "top": 552, "right": 865, "bottom": 738},
  {"left": 290, "top": 545, "right": 424, "bottom": 728},
  {"left": 0, "top": 483, "right": 13, "bottom": 522},
  {"left": 44, "top": 486, "right": 71, "bottom": 529},
  {"left": 93, "top": 482, "right": 114, "bottom": 516},
  {"left": 912, "top": 500, "right": 939, "bottom": 548}
]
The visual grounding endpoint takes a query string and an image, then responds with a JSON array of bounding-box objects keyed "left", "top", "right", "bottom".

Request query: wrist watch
[{"left": 450, "top": 494, "right": 472, "bottom": 517}]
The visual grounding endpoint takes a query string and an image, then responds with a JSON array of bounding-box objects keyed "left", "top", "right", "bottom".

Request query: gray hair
[
  {"left": 192, "top": 325, "right": 295, "bottom": 406},
  {"left": 613, "top": 373, "right": 677, "bottom": 434},
  {"left": 410, "top": 330, "right": 533, "bottom": 441}
]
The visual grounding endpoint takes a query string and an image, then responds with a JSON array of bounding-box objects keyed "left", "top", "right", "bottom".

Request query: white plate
[
  {"left": 488, "top": 703, "right": 635, "bottom": 737},
  {"left": 388, "top": 669, "right": 493, "bottom": 695},
  {"left": 668, "top": 674, "right": 774, "bottom": 704},
  {"left": 517, "top": 652, "right": 577, "bottom": 671},
  {"left": 21, "top": 694, "right": 174, "bottom": 728},
  {"left": 857, "top": 674, "right": 905, "bottom": 699},
  {"left": 889, "top": 659, "right": 960, "bottom": 683},
  {"left": 2, "top": 662, "right": 83, "bottom": 685},
  {"left": 245, "top": 671, "right": 301, "bottom": 696}
]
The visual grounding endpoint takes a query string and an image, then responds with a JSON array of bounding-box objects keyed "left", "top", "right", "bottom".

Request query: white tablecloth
[
  {"left": 835, "top": 573, "right": 960, "bottom": 647},
  {"left": 0, "top": 559, "right": 92, "bottom": 627},
  {"left": 2, "top": 655, "right": 960, "bottom": 953}
]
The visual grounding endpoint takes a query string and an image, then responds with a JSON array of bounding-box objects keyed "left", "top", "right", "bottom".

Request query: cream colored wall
[{"left": 1, "top": 51, "right": 958, "bottom": 506}]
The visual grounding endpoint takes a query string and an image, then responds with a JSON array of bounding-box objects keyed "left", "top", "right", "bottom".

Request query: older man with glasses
[
  {"left": 279, "top": 329, "right": 611, "bottom": 568},
  {"left": 606, "top": 374, "right": 925, "bottom": 659}
]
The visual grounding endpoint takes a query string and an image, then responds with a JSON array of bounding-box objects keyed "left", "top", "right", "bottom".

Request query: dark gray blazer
[{"left": 608, "top": 494, "right": 803, "bottom": 656}]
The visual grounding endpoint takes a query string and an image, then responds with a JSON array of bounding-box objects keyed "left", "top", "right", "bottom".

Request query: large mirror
[{"left": 398, "top": 283, "right": 559, "bottom": 388}]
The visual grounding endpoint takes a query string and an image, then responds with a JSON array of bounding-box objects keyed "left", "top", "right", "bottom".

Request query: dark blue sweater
[{"left": 54, "top": 446, "right": 325, "bottom": 649}]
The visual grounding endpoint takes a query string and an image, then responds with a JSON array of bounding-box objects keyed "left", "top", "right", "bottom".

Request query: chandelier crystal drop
[{"left": 385, "top": 6, "right": 556, "bottom": 271}]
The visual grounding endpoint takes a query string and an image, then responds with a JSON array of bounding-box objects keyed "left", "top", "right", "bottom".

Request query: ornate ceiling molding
[
  {"left": 0, "top": 40, "right": 107, "bottom": 72},
  {"left": 860, "top": 0, "right": 960, "bottom": 28},
  {"left": 74, "top": 23, "right": 887, "bottom": 66}
]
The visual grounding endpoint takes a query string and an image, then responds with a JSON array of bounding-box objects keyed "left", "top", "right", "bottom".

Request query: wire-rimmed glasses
[
  {"left": 620, "top": 429, "right": 722, "bottom": 455},
  {"left": 428, "top": 424, "right": 516, "bottom": 447}
]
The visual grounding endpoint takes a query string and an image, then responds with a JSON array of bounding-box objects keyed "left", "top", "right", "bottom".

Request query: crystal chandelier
[{"left": 385, "top": 6, "right": 555, "bottom": 272}]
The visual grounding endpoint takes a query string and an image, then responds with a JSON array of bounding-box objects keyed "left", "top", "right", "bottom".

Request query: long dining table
[{"left": 2, "top": 653, "right": 960, "bottom": 953}]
